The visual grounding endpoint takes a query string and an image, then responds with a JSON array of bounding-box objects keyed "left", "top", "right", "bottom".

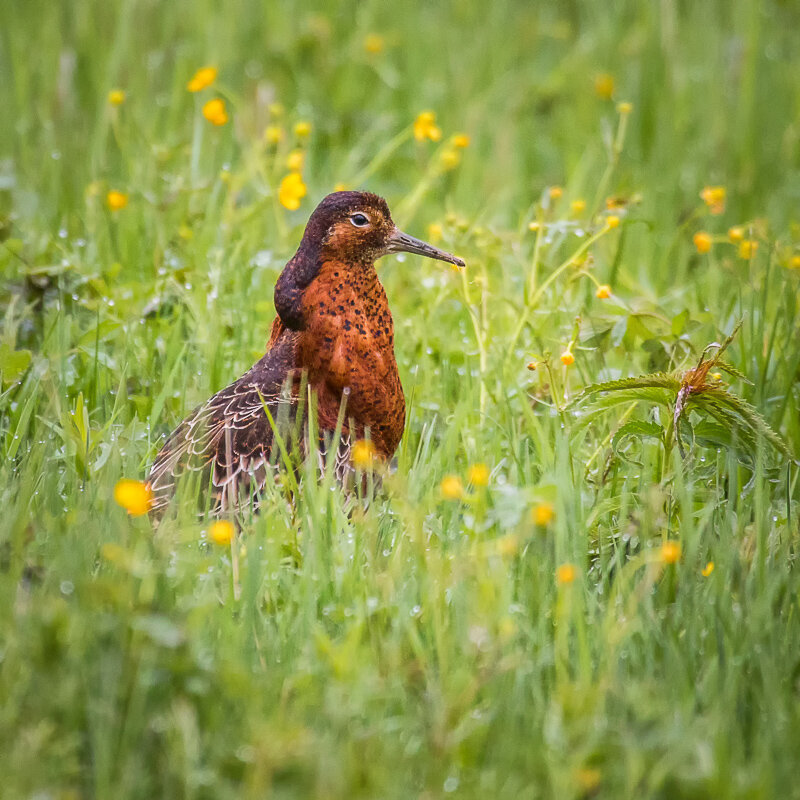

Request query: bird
[{"left": 147, "top": 190, "right": 464, "bottom": 514}]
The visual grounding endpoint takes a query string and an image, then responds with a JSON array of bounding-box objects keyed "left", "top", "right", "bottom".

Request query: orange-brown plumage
[{"left": 148, "top": 191, "right": 463, "bottom": 514}]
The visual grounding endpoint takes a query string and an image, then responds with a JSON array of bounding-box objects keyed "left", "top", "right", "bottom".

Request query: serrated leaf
[
  {"left": 570, "top": 373, "right": 680, "bottom": 407},
  {"left": 692, "top": 388, "right": 796, "bottom": 462}
]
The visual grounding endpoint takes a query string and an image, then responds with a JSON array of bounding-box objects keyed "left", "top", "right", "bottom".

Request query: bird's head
[{"left": 303, "top": 190, "right": 465, "bottom": 268}]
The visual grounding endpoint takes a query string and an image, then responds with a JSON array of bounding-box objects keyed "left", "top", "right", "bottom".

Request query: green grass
[{"left": 2, "top": 0, "right": 800, "bottom": 797}]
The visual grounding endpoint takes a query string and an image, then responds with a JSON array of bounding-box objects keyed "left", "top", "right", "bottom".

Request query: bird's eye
[{"left": 350, "top": 213, "right": 370, "bottom": 228}]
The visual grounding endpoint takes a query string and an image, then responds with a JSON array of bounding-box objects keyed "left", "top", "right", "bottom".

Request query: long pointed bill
[{"left": 386, "top": 228, "right": 465, "bottom": 268}]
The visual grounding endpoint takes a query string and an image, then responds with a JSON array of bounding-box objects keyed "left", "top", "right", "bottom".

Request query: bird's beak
[{"left": 386, "top": 228, "right": 465, "bottom": 268}]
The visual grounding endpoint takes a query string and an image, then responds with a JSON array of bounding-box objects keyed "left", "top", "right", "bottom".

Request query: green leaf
[{"left": 0, "top": 344, "right": 32, "bottom": 386}]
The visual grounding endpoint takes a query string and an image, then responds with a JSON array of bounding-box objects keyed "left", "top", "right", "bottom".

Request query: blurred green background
[{"left": 1, "top": 1, "right": 799, "bottom": 798}]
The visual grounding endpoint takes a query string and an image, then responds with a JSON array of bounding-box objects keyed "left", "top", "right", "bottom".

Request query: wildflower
[
  {"left": 549, "top": 186, "right": 563, "bottom": 200},
  {"left": 727, "top": 226, "right": 744, "bottom": 242},
  {"left": 427, "top": 222, "right": 443, "bottom": 243},
  {"left": 440, "top": 149, "right": 460, "bottom": 170},
  {"left": 440, "top": 474, "right": 464, "bottom": 500},
  {"left": 413, "top": 110, "right": 442, "bottom": 142},
  {"left": 560, "top": 350, "right": 575, "bottom": 366},
  {"left": 570, "top": 199, "right": 586, "bottom": 215},
  {"left": 351, "top": 439, "right": 376, "bottom": 469},
  {"left": 264, "top": 125, "right": 284, "bottom": 145},
  {"left": 693, "top": 231, "right": 712, "bottom": 254},
  {"left": 532, "top": 502, "right": 555, "bottom": 526},
  {"left": 576, "top": 768, "right": 602, "bottom": 792},
  {"left": 278, "top": 173, "right": 307, "bottom": 210},
  {"left": 453, "top": 133, "right": 470, "bottom": 148},
  {"left": 467, "top": 463, "right": 490, "bottom": 487},
  {"left": 556, "top": 563, "right": 577, "bottom": 585},
  {"left": 364, "top": 33, "right": 385, "bottom": 55},
  {"left": 711, "top": 372, "right": 722, "bottom": 381},
  {"left": 106, "top": 190, "right": 129, "bottom": 211},
  {"left": 528, "top": 221, "right": 541, "bottom": 231},
  {"left": 660, "top": 540, "right": 681, "bottom": 565},
  {"left": 202, "top": 98, "right": 229, "bottom": 126},
  {"left": 496, "top": 534, "right": 519, "bottom": 557},
  {"left": 187, "top": 66, "right": 218, "bottom": 92},
  {"left": 498, "top": 617, "right": 516, "bottom": 639},
  {"left": 333, "top": 182, "right": 348, "bottom": 192},
  {"left": 114, "top": 479, "right": 153, "bottom": 516},
  {"left": 108, "top": 89, "right": 126, "bottom": 106},
  {"left": 209, "top": 520, "right": 234, "bottom": 546},
  {"left": 702, "top": 561, "right": 715, "bottom": 577},
  {"left": 286, "top": 149, "right": 305, "bottom": 171},
  {"left": 616, "top": 101, "right": 633, "bottom": 114},
  {"left": 790, "top": 255, "right": 800, "bottom": 269},
  {"left": 700, "top": 185, "right": 726, "bottom": 215},
  {"left": 739, "top": 240, "right": 758, "bottom": 259},
  {"left": 594, "top": 73, "right": 615, "bottom": 99},
  {"left": 606, "top": 215, "right": 620, "bottom": 229},
  {"left": 268, "top": 102, "right": 285, "bottom": 117},
  {"left": 294, "top": 120, "right": 312, "bottom": 138}
]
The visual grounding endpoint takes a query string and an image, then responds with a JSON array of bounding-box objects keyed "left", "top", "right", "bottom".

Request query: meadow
[{"left": 2, "top": 0, "right": 800, "bottom": 797}]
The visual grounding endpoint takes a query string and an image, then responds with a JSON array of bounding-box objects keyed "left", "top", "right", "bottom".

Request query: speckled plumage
[{"left": 148, "top": 191, "right": 463, "bottom": 514}]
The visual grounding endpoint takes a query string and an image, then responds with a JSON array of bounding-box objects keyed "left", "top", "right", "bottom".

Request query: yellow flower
[
  {"left": 498, "top": 617, "right": 516, "bottom": 639},
  {"left": 660, "top": 541, "right": 682, "bottom": 565},
  {"left": 467, "top": 463, "right": 490, "bottom": 487},
  {"left": 351, "top": 439, "right": 376, "bottom": 469},
  {"left": 700, "top": 185, "right": 726, "bottom": 215},
  {"left": 108, "top": 89, "right": 126, "bottom": 106},
  {"left": 576, "top": 768, "right": 602, "bottom": 792},
  {"left": 549, "top": 185, "right": 563, "bottom": 200},
  {"left": 106, "top": 190, "right": 129, "bottom": 211},
  {"left": 560, "top": 350, "right": 575, "bottom": 366},
  {"left": 209, "top": 520, "right": 234, "bottom": 546},
  {"left": 114, "top": 479, "right": 153, "bottom": 516},
  {"left": 693, "top": 231, "right": 712, "bottom": 254},
  {"left": 264, "top": 125, "right": 284, "bottom": 145},
  {"left": 427, "top": 222, "right": 443, "bottom": 243},
  {"left": 616, "top": 101, "right": 633, "bottom": 114},
  {"left": 711, "top": 372, "right": 722, "bottom": 381},
  {"left": 594, "top": 73, "right": 615, "bottom": 99},
  {"left": 453, "top": 133, "right": 470, "bottom": 148},
  {"left": 701, "top": 561, "right": 715, "bottom": 577},
  {"left": 727, "top": 226, "right": 744, "bottom": 243},
  {"left": 606, "top": 215, "right": 620, "bottom": 229},
  {"left": 440, "top": 474, "right": 464, "bottom": 500},
  {"left": 595, "top": 284, "right": 611, "bottom": 300},
  {"left": 496, "top": 534, "right": 519, "bottom": 557},
  {"left": 187, "top": 66, "right": 218, "bottom": 93},
  {"left": 413, "top": 110, "right": 442, "bottom": 142},
  {"left": 570, "top": 199, "right": 586, "bottom": 215},
  {"left": 333, "top": 182, "right": 348, "bottom": 192},
  {"left": 556, "top": 563, "right": 577, "bottom": 585},
  {"left": 202, "top": 98, "right": 229, "bottom": 126},
  {"left": 528, "top": 221, "right": 541, "bottom": 231},
  {"left": 532, "top": 503, "right": 555, "bottom": 526},
  {"left": 739, "top": 240, "right": 759, "bottom": 259},
  {"left": 294, "top": 120, "right": 312, "bottom": 138},
  {"left": 278, "top": 172, "right": 307, "bottom": 210},
  {"left": 364, "top": 33, "right": 385, "bottom": 55},
  {"left": 526, "top": 361, "right": 537, "bottom": 371},
  {"left": 790, "top": 255, "right": 800, "bottom": 269},
  {"left": 440, "top": 149, "right": 460, "bottom": 170},
  {"left": 286, "top": 149, "right": 305, "bottom": 171}
]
